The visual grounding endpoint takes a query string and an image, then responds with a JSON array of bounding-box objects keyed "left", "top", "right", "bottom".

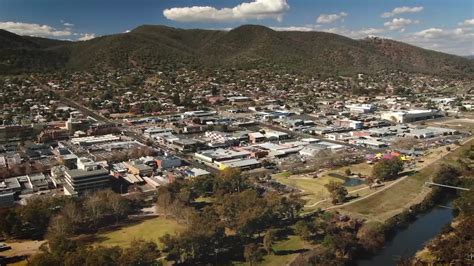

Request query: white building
[
  {"left": 380, "top": 110, "right": 443, "bottom": 123},
  {"left": 346, "top": 104, "right": 375, "bottom": 113}
]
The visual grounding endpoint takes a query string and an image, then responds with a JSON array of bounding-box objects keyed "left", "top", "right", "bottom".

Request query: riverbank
[
  {"left": 353, "top": 140, "right": 473, "bottom": 265},
  {"left": 339, "top": 137, "right": 472, "bottom": 222}
]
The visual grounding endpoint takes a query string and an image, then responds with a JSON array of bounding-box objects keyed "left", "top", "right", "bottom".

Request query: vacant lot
[
  {"left": 340, "top": 138, "right": 473, "bottom": 222},
  {"left": 94, "top": 216, "right": 185, "bottom": 248},
  {"left": 425, "top": 117, "right": 474, "bottom": 132}
]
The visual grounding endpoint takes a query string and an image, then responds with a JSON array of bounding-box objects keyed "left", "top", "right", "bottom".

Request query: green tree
[
  {"left": 325, "top": 181, "right": 348, "bottom": 204},
  {"left": 372, "top": 157, "right": 404, "bottom": 181},
  {"left": 217, "top": 168, "right": 247, "bottom": 194},
  {"left": 294, "top": 220, "right": 313, "bottom": 242}
]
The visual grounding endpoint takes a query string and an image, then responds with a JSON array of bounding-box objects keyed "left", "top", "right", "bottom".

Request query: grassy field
[
  {"left": 273, "top": 174, "right": 342, "bottom": 206},
  {"left": 260, "top": 235, "right": 310, "bottom": 266},
  {"left": 324, "top": 162, "right": 373, "bottom": 178},
  {"left": 232, "top": 233, "right": 310, "bottom": 266},
  {"left": 339, "top": 138, "right": 473, "bottom": 222},
  {"left": 272, "top": 163, "right": 371, "bottom": 207},
  {"left": 94, "top": 217, "right": 185, "bottom": 248}
]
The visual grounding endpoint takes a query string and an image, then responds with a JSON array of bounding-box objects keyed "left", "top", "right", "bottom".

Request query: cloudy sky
[{"left": 0, "top": 0, "right": 473, "bottom": 55}]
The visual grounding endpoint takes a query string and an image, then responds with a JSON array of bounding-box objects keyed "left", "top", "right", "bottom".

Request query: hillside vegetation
[{"left": 1, "top": 25, "right": 473, "bottom": 76}]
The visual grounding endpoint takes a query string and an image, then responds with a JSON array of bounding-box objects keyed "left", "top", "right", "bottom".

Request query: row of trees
[
  {"left": 155, "top": 168, "right": 304, "bottom": 264},
  {"left": 0, "top": 190, "right": 133, "bottom": 239},
  {"left": 292, "top": 212, "right": 385, "bottom": 265},
  {"left": 29, "top": 237, "right": 161, "bottom": 266}
]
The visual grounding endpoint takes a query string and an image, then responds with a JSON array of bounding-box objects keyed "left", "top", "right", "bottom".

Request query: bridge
[{"left": 425, "top": 182, "right": 471, "bottom": 191}]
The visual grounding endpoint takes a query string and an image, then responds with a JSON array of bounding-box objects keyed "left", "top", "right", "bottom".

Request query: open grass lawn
[
  {"left": 233, "top": 233, "right": 311, "bottom": 266},
  {"left": 260, "top": 235, "right": 310, "bottom": 266},
  {"left": 340, "top": 138, "right": 473, "bottom": 222},
  {"left": 273, "top": 163, "right": 370, "bottom": 207},
  {"left": 324, "top": 162, "right": 373, "bottom": 178},
  {"left": 273, "top": 174, "right": 343, "bottom": 206},
  {"left": 94, "top": 217, "right": 185, "bottom": 248}
]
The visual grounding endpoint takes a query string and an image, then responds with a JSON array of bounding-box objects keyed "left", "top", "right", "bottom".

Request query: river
[{"left": 357, "top": 202, "right": 454, "bottom": 266}]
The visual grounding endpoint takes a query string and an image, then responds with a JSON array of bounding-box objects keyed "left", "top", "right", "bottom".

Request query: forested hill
[{"left": 0, "top": 25, "right": 473, "bottom": 77}]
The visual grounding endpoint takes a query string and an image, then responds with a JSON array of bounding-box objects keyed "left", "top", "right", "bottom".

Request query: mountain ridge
[{"left": 0, "top": 24, "right": 473, "bottom": 77}]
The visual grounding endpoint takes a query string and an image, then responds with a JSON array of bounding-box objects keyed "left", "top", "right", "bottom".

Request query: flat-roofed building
[
  {"left": 0, "top": 177, "right": 21, "bottom": 193},
  {"left": 155, "top": 156, "right": 182, "bottom": 170},
  {"left": 71, "top": 134, "right": 120, "bottom": 146},
  {"left": 216, "top": 158, "right": 261, "bottom": 170},
  {"left": 263, "top": 130, "right": 290, "bottom": 141},
  {"left": 248, "top": 132, "right": 265, "bottom": 144},
  {"left": 194, "top": 148, "right": 251, "bottom": 164},
  {"left": 27, "top": 173, "right": 50, "bottom": 192},
  {"left": 346, "top": 104, "right": 375, "bottom": 114},
  {"left": 63, "top": 167, "right": 111, "bottom": 196},
  {"left": 125, "top": 161, "right": 153, "bottom": 177},
  {"left": 380, "top": 110, "right": 443, "bottom": 123}
]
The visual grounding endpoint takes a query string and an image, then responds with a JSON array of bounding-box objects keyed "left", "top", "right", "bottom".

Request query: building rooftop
[{"left": 65, "top": 168, "right": 109, "bottom": 179}]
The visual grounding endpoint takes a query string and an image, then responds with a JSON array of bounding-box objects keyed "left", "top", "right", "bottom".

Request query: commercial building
[
  {"left": 26, "top": 173, "right": 50, "bottom": 191},
  {"left": 63, "top": 159, "right": 111, "bottom": 196},
  {"left": 333, "top": 119, "right": 363, "bottom": 130},
  {"left": 215, "top": 158, "right": 261, "bottom": 170},
  {"left": 380, "top": 110, "right": 443, "bottom": 123},
  {"left": 248, "top": 132, "right": 265, "bottom": 144},
  {"left": 195, "top": 148, "right": 251, "bottom": 163},
  {"left": 63, "top": 167, "right": 111, "bottom": 196},
  {"left": 71, "top": 134, "right": 121, "bottom": 146},
  {"left": 125, "top": 161, "right": 153, "bottom": 177},
  {"left": 186, "top": 168, "right": 211, "bottom": 177},
  {"left": 155, "top": 156, "right": 182, "bottom": 170},
  {"left": 346, "top": 104, "right": 375, "bottom": 113}
]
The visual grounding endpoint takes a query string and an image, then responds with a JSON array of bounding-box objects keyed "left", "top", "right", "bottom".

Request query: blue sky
[{"left": 0, "top": 0, "right": 473, "bottom": 55}]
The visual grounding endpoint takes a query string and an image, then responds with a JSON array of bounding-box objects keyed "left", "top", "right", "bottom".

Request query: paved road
[
  {"left": 44, "top": 84, "right": 219, "bottom": 175},
  {"left": 59, "top": 96, "right": 114, "bottom": 124},
  {"left": 122, "top": 129, "right": 219, "bottom": 175}
]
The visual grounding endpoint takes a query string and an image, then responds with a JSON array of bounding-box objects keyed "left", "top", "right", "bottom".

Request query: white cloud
[
  {"left": 459, "top": 18, "right": 474, "bottom": 27},
  {"left": 381, "top": 6, "right": 423, "bottom": 18},
  {"left": 0, "top": 21, "right": 72, "bottom": 37},
  {"left": 321, "top": 27, "right": 387, "bottom": 39},
  {"left": 384, "top": 18, "right": 419, "bottom": 31},
  {"left": 316, "top": 12, "right": 347, "bottom": 24},
  {"left": 78, "top": 33, "right": 96, "bottom": 41},
  {"left": 271, "top": 24, "right": 321, "bottom": 31},
  {"left": 0, "top": 21, "right": 97, "bottom": 42},
  {"left": 401, "top": 26, "right": 474, "bottom": 55},
  {"left": 413, "top": 28, "right": 446, "bottom": 39},
  {"left": 163, "top": 0, "right": 289, "bottom": 22}
]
